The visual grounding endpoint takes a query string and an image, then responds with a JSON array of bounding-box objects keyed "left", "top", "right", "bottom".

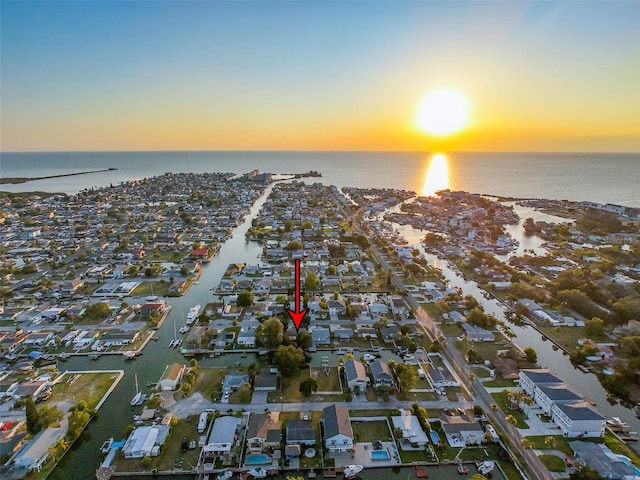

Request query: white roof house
[
  {"left": 203, "top": 416, "right": 241, "bottom": 456},
  {"left": 392, "top": 412, "right": 428, "bottom": 448},
  {"left": 123, "top": 425, "right": 170, "bottom": 458},
  {"left": 12, "top": 427, "right": 65, "bottom": 471}
]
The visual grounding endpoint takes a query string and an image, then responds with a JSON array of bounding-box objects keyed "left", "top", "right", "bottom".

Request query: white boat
[
  {"left": 217, "top": 469, "right": 233, "bottom": 480},
  {"left": 186, "top": 304, "right": 201, "bottom": 325},
  {"left": 179, "top": 325, "right": 190, "bottom": 334},
  {"left": 123, "top": 351, "right": 136, "bottom": 360},
  {"left": 476, "top": 461, "right": 495, "bottom": 475},
  {"left": 248, "top": 467, "right": 266, "bottom": 478},
  {"left": 343, "top": 465, "right": 364, "bottom": 478},
  {"left": 130, "top": 374, "right": 143, "bottom": 406},
  {"left": 100, "top": 437, "right": 113, "bottom": 454}
]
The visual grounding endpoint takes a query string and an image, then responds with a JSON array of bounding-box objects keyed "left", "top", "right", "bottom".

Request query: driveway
[{"left": 251, "top": 390, "right": 269, "bottom": 404}]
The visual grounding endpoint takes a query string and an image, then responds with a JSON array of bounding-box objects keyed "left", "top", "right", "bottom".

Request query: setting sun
[{"left": 415, "top": 88, "right": 470, "bottom": 136}]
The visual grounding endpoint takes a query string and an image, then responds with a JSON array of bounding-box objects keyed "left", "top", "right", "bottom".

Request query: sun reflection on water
[{"left": 421, "top": 153, "right": 450, "bottom": 197}]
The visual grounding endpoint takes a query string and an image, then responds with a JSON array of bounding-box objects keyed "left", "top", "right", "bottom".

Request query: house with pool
[{"left": 245, "top": 413, "right": 281, "bottom": 455}]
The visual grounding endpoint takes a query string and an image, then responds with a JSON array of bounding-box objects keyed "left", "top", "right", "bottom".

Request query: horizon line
[{"left": 2, "top": 148, "right": 639, "bottom": 155}]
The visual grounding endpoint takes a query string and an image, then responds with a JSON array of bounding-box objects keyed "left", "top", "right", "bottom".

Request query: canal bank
[{"left": 49, "top": 182, "right": 275, "bottom": 479}]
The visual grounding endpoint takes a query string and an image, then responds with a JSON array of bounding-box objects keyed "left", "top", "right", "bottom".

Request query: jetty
[{"left": 1, "top": 167, "right": 117, "bottom": 184}]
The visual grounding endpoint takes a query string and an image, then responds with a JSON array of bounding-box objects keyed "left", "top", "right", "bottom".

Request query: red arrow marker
[{"left": 285, "top": 258, "right": 308, "bottom": 333}]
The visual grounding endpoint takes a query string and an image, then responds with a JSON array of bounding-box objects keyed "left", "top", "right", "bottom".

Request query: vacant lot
[
  {"left": 310, "top": 367, "right": 341, "bottom": 392},
  {"left": 351, "top": 420, "right": 392, "bottom": 442}
]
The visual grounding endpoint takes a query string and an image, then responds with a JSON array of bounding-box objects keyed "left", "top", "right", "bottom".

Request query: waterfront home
[
  {"left": 461, "top": 323, "right": 495, "bottom": 342},
  {"left": 254, "top": 368, "right": 279, "bottom": 391},
  {"left": 551, "top": 401, "right": 606, "bottom": 438},
  {"left": 519, "top": 369, "right": 564, "bottom": 398},
  {"left": 123, "top": 425, "right": 170, "bottom": 458},
  {"left": 370, "top": 360, "right": 394, "bottom": 388},
  {"left": 12, "top": 380, "right": 49, "bottom": 400},
  {"left": 322, "top": 404, "right": 353, "bottom": 452},
  {"left": 286, "top": 419, "right": 316, "bottom": 446},
  {"left": 344, "top": 360, "right": 368, "bottom": 392},
  {"left": 440, "top": 415, "right": 484, "bottom": 447},
  {"left": 389, "top": 296, "right": 406, "bottom": 316},
  {"left": 158, "top": 363, "right": 186, "bottom": 391},
  {"left": 570, "top": 441, "right": 637, "bottom": 479},
  {"left": 534, "top": 384, "right": 584, "bottom": 415},
  {"left": 203, "top": 416, "right": 242, "bottom": 458},
  {"left": 245, "top": 413, "right": 281, "bottom": 454},
  {"left": 237, "top": 330, "right": 256, "bottom": 347},
  {"left": 12, "top": 426, "right": 65, "bottom": 471},
  {"left": 311, "top": 327, "right": 330, "bottom": 346},
  {"left": 392, "top": 411, "right": 428, "bottom": 449}
]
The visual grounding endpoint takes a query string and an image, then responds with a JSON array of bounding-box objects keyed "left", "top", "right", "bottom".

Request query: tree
[
  {"left": 256, "top": 317, "right": 284, "bottom": 348},
  {"left": 304, "top": 272, "right": 319, "bottom": 291},
  {"left": 544, "top": 436, "right": 556, "bottom": 449},
  {"left": 296, "top": 331, "right": 313, "bottom": 350},
  {"left": 523, "top": 347, "right": 537, "bottom": 364},
  {"left": 393, "top": 362, "right": 418, "bottom": 392},
  {"left": 273, "top": 345, "right": 306, "bottom": 377},
  {"left": 26, "top": 397, "right": 39, "bottom": 433},
  {"left": 505, "top": 415, "right": 518, "bottom": 426},
  {"left": 585, "top": 317, "right": 605, "bottom": 337},
  {"left": 299, "top": 378, "right": 318, "bottom": 396},
  {"left": 236, "top": 290, "right": 254, "bottom": 308}
]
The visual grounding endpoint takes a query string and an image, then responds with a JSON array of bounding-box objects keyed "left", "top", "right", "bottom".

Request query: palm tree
[
  {"left": 544, "top": 436, "right": 556, "bottom": 449},
  {"left": 505, "top": 415, "right": 518, "bottom": 426}
]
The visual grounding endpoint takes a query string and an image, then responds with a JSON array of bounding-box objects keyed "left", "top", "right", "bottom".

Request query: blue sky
[{"left": 1, "top": 1, "right": 639, "bottom": 151}]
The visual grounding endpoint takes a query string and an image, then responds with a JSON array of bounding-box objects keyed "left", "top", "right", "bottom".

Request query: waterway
[
  {"left": 393, "top": 206, "right": 640, "bottom": 446},
  {"left": 50, "top": 183, "right": 270, "bottom": 479}
]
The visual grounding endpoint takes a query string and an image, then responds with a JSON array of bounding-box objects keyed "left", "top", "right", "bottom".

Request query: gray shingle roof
[{"left": 323, "top": 404, "right": 353, "bottom": 439}]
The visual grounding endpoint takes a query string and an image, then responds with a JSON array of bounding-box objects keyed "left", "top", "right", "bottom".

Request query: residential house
[
  {"left": 519, "top": 369, "right": 564, "bottom": 398},
  {"left": 12, "top": 427, "right": 65, "bottom": 471},
  {"left": 203, "top": 416, "right": 242, "bottom": 458},
  {"left": 311, "top": 327, "right": 330, "bottom": 346},
  {"left": 370, "top": 360, "right": 394, "bottom": 388},
  {"left": 461, "top": 323, "right": 495, "bottom": 342},
  {"left": 344, "top": 360, "right": 368, "bottom": 392},
  {"left": 245, "top": 413, "right": 282, "bottom": 454},
  {"left": 254, "top": 368, "right": 279, "bottom": 391},
  {"left": 551, "top": 401, "right": 606, "bottom": 438},
  {"left": 440, "top": 415, "right": 484, "bottom": 447},
  {"left": 535, "top": 384, "right": 584, "bottom": 415},
  {"left": 392, "top": 411, "right": 428, "bottom": 449},
  {"left": 389, "top": 296, "right": 406, "bottom": 316},
  {"left": 286, "top": 419, "right": 316, "bottom": 446},
  {"left": 322, "top": 404, "right": 353, "bottom": 452},
  {"left": 158, "top": 363, "right": 186, "bottom": 391},
  {"left": 122, "top": 425, "right": 170, "bottom": 458},
  {"left": 570, "top": 441, "right": 637, "bottom": 479},
  {"left": 12, "top": 380, "right": 48, "bottom": 399}
]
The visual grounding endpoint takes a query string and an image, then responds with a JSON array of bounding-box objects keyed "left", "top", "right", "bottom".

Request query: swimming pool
[
  {"left": 245, "top": 454, "right": 271, "bottom": 465},
  {"left": 370, "top": 449, "right": 390, "bottom": 461},
  {"left": 615, "top": 454, "right": 640, "bottom": 476},
  {"left": 430, "top": 431, "right": 441, "bottom": 444}
]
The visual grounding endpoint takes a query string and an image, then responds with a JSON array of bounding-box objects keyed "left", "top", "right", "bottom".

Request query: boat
[
  {"left": 123, "top": 351, "right": 136, "bottom": 360},
  {"left": 343, "top": 465, "right": 364, "bottom": 478},
  {"left": 476, "top": 461, "right": 495, "bottom": 475},
  {"left": 606, "top": 417, "right": 631, "bottom": 433},
  {"left": 456, "top": 463, "right": 468, "bottom": 474},
  {"left": 145, "top": 284, "right": 159, "bottom": 302},
  {"left": 217, "top": 469, "right": 233, "bottom": 480},
  {"left": 100, "top": 437, "right": 113, "bottom": 454},
  {"left": 130, "top": 374, "right": 143, "bottom": 406},
  {"left": 179, "top": 325, "right": 190, "bottom": 334},
  {"left": 186, "top": 304, "right": 201, "bottom": 325},
  {"left": 89, "top": 353, "right": 100, "bottom": 360},
  {"left": 248, "top": 467, "right": 267, "bottom": 478}
]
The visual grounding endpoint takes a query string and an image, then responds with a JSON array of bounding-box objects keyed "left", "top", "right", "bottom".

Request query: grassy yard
[
  {"left": 229, "top": 385, "right": 252, "bottom": 404},
  {"left": 490, "top": 391, "right": 529, "bottom": 429},
  {"left": 49, "top": 371, "right": 119, "bottom": 409},
  {"left": 310, "top": 367, "right": 342, "bottom": 392},
  {"left": 538, "top": 454, "right": 566, "bottom": 472},
  {"left": 398, "top": 448, "right": 432, "bottom": 463},
  {"left": 470, "top": 365, "right": 491, "bottom": 378},
  {"left": 350, "top": 409, "right": 400, "bottom": 417},
  {"left": 482, "top": 377, "right": 518, "bottom": 388},
  {"left": 537, "top": 325, "right": 588, "bottom": 352},
  {"left": 351, "top": 420, "right": 392, "bottom": 442},
  {"left": 268, "top": 368, "right": 307, "bottom": 402},
  {"left": 192, "top": 367, "right": 227, "bottom": 401},
  {"left": 522, "top": 435, "right": 572, "bottom": 455},
  {"left": 132, "top": 281, "right": 172, "bottom": 296}
]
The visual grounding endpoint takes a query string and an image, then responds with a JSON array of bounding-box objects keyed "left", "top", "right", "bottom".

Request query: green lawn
[
  {"left": 352, "top": 420, "right": 392, "bottom": 442},
  {"left": 538, "top": 454, "right": 566, "bottom": 472},
  {"left": 490, "top": 391, "right": 529, "bottom": 429},
  {"left": 310, "top": 367, "right": 342, "bottom": 392},
  {"left": 537, "top": 325, "right": 589, "bottom": 352},
  {"left": 269, "top": 368, "right": 307, "bottom": 402},
  {"left": 523, "top": 435, "right": 572, "bottom": 455},
  {"left": 49, "top": 372, "right": 119, "bottom": 409},
  {"left": 192, "top": 367, "right": 227, "bottom": 401}
]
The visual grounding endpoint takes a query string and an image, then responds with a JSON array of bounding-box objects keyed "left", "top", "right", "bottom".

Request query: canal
[
  {"left": 393, "top": 204, "right": 640, "bottom": 448},
  {"left": 50, "top": 183, "right": 271, "bottom": 479}
]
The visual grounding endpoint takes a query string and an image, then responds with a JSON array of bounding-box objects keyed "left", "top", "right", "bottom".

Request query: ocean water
[{"left": 1, "top": 150, "right": 639, "bottom": 207}]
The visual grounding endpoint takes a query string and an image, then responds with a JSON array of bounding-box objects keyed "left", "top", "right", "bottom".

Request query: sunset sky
[{"left": 1, "top": 1, "right": 639, "bottom": 152}]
